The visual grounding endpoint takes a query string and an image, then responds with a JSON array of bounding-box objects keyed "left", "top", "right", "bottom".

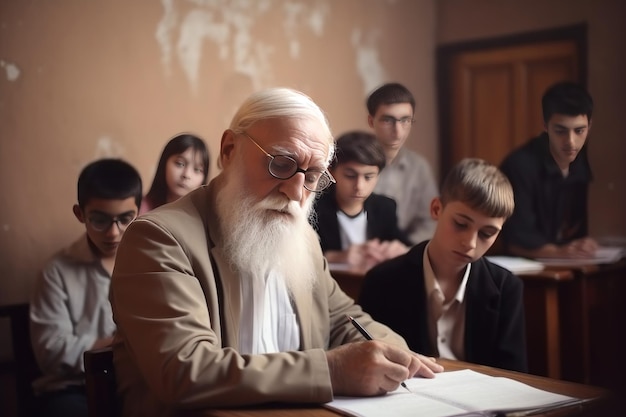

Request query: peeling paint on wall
[
  {"left": 94, "top": 136, "right": 126, "bottom": 159},
  {"left": 283, "top": 1, "right": 329, "bottom": 59},
  {"left": 0, "top": 60, "right": 21, "bottom": 81},
  {"left": 156, "top": 0, "right": 330, "bottom": 94},
  {"left": 351, "top": 28, "right": 387, "bottom": 94}
]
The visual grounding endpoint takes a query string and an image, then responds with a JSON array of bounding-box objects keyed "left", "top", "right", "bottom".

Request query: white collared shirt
[{"left": 423, "top": 243, "right": 470, "bottom": 360}]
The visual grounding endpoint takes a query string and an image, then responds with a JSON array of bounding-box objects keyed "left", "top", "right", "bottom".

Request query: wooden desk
[
  {"left": 330, "top": 266, "right": 369, "bottom": 301},
  {"left": 190, "top": 359, "right": 610, "bottom": 417},
  {"left": 519, "top": 268, "right": 575, "bottom": 380},
  {"left": 554, "top": 259, "right": 626, "bottom": 388},
  {"left": 520, "top": 259, "right": 626, "bottom": 387}
]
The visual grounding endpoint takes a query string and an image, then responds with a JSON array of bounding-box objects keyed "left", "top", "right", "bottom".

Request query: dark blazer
[
  {"left": 358, "top": 241, "right": 528, "bottom": 373},
  {"left": 500, "top": 133, "right": 592, "bottom": 250},
  {"left": 312, "top": 186, "right": 411, "bottom": 252}
]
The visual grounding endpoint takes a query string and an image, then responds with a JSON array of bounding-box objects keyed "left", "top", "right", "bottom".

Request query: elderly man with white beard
[{"left": 109, "top": 87, "right": 443, "bottom": 417}]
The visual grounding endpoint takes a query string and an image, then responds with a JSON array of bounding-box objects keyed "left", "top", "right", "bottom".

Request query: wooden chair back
[
  {"left": 0, "top": 302, "right": 41, "bottom": 417},
  {"left": 84, "top": 346, "right": 119, "bottom": 417}
]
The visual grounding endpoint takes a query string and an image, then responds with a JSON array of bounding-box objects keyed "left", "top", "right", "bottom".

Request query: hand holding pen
[
  {"left": 323, "top": 315, "right": 442, "bottom": 397},
  {"left": 347, "top": 315, "right": 412, "bottom": 392},
  {"left": 324, "top": 312, "right": 443, "bottom": 397}
]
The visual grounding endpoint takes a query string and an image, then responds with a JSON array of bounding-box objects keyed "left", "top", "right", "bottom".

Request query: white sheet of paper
[
  {"left": 325, "top": 369, "right": 578, "bottom": 417},
  {"left": 485, "top": 256, "right": 545, "bottom": 274},
  {"left": 536, "top": 246, "right": 624, "bottom": 267}
]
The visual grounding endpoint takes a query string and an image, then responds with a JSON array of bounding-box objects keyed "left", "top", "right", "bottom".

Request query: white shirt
[
  {"left": 337, "top": 210, "right": 368, "bottom": 250},
  {"left": 423, "top": 243, "right": 470, "bottom": 360},
  {"left": 238, "top": 269, "right": 300, "bottom": 355}
]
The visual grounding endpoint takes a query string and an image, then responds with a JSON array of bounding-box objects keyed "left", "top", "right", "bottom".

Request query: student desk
[
  {"left": 329, "top": 265, "right": 369, "bottom": 301},
  {"left": 185, "top": 358, "right": 610, "bottom": 417},
  {"left": 521, "top": 268, "right": 575, "bottom": 380},
  {"left": 524, "top": 259, "right": 626, "bottom": 387},
  {"left": 330, "top": 259, "right": 626, "bottom": 388},
  {"left": 551, "top": 259, "right": 626, "bottom": 388}
]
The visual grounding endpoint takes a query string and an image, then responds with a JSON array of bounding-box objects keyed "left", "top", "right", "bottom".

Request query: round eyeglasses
[
  {"left": 242, "top": 132, "right": 336, "bottom": 192},
  {"left": 87, "top": 213, "right": 136, "bottom": 232}
]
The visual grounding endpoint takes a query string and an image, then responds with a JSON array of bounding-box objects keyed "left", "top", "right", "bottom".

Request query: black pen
[{"left": 347, "top": 315, "right": 410, "bottom": 391}]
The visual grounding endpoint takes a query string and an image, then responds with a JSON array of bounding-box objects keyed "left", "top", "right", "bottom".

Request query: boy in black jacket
[
  {"left": 359, "top": 158, "right": 527, "bottom": 372},
  {"left": 313, "top": 131, "right": 410, "bottom": 269}
]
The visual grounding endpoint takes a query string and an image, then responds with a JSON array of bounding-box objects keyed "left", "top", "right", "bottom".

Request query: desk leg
[
  {"left": 544, "top": 285, "right": 561, "bottom": 379},
  {"left": 524, "top": 282, "right": 561, "bottom": 379},
  {"left": 579, "top": 278, "right": 591, "bottom": 384}
]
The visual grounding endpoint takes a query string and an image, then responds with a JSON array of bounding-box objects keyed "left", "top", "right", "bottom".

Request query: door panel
[
  {"left": 451, "top": 40, "right": 579, "bottom": 166},
  {"left": 439, "top": 33, "right": 583, "bottom": 173}
]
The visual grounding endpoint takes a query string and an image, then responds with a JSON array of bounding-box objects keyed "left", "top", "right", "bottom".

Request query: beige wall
[
  {"left": 437, "top": 0, "right": 626, "bottom": 240},
  {"left": 0, "top": 0, "right": 437, "bottom": 310}
]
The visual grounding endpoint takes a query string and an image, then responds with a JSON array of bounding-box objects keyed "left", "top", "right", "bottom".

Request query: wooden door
[{"left": 437, "top": 25, "right": 586, "bottom": 175}]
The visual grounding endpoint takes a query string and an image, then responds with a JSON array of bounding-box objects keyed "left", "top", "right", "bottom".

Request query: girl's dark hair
[
  {"left": 331, "top": 131, "right": 386, "bottom": 171},
  {"left": 143, "top": 133, "right": 210, "bottom": 208},
  {"left": 78, "top": 159, "right": 142, "bottom": 209}
]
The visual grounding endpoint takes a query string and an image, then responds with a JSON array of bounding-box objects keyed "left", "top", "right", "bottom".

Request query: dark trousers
[{"left": 34, "top": 385, "right": 88, "bottom": 417}]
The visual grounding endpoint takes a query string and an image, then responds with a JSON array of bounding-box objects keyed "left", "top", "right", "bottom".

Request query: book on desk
[{"left": 324, "top": 369, "right": 582, "bottom": 417}]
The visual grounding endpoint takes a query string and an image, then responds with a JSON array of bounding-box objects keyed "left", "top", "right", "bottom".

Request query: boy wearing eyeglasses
[
  {"left": 30, "top": 158, "right": 142, "bottom": 417},
  {"left": 367, "top": 82, "right": 438, "bottom": 246}
]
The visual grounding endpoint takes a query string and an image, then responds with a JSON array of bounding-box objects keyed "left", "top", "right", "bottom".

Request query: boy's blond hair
[{"left": 440, "top": 158, "right": 514, "bottom": 219}]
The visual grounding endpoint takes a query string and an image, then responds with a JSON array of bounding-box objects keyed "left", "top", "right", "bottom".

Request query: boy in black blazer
[
  {"left": 313, "top": 131, "right": 410, "bottom": 269},
  {"left": 359, "top": 158, "right": 527, "bottom": 372}
]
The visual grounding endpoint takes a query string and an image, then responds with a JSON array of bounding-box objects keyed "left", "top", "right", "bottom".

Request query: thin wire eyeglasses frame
[
  {"left": 378, "top": 116, "right": 415, "bottom": 127},
  {"left": 240, "top": 132, "right": 336, "bottom": 192}
]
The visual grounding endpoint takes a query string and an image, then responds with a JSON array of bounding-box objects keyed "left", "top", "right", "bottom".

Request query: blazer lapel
[
  {"left": 208, "top": 247, "right": 241, "bottom": 349},
  {"left": 465, "top": 261, "right": 500, "bottom": 355},
  {"left": 290, "top": 275, "right": 314, "bottom": 350}
]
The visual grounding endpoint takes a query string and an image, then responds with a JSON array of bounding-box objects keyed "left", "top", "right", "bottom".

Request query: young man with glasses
[
  {"left": 367, "top": 82, "right": 439, "bottom": 245},
  {"left": 109, "top": 88, "right": 442, "bottom": 417},
  {"left": 30, "top": 158, "right": 142, "bottom": 417}
]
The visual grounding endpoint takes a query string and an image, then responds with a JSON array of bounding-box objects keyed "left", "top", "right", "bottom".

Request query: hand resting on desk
[
  {"left": 325, "top": 340, "right": 443, "bottom": 397},
  {"left": 510, "top": 236, "right": 600, "bottom": 259},
  {"left": 562, "top": 237, "right": 599, "bottom": 258},
  {"left": 326, "top": 239, "right": 410, "bottom": 270}
]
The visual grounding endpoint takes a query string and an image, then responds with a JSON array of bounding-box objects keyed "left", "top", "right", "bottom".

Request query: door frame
[{"left": 436, "top": 24, "right": 588, "bottom": 179}]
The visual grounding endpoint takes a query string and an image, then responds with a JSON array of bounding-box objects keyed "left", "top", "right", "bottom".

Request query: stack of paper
[
  {"left": 325, "top": 369, "right": 580, "bottom": 417},
  {"left": 485, "top": 256, "right": 545, "bottom": 274},
  {"left": 536, "top": 246, "right": 624, "bottom": 267}
]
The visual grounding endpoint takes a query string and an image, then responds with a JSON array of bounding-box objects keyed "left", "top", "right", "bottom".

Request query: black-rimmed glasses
[
  {"left": 87, "top": 213, "right": 136, "bottom": 232},
  {"left": 242, "top": 132, "right": 336, "bottom": 192},
  {"left": 378, "top": 116, "right": 415, "bottom": 128}
]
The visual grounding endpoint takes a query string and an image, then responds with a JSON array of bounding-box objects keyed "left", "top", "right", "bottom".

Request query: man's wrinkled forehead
[{"left": 255, "top": 118, "right": 333, "bottom": 166}]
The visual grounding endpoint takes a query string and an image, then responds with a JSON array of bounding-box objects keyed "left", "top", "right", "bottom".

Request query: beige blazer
[{"left": 110, "top": 177, "right": 407, "bottom": 417}]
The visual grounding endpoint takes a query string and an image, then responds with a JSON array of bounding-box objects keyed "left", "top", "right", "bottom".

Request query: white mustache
[{"left": 256, "top": 196, "right": 303, "bottom": 216}]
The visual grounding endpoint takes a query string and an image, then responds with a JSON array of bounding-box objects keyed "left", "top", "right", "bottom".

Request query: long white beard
[{"left": 215, "top": 169, "right": 319, "bottom": 296}]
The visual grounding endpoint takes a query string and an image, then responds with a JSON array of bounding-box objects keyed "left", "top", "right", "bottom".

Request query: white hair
[{"left": 229, "top": 87, "right": 335, "bottom": 166}]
